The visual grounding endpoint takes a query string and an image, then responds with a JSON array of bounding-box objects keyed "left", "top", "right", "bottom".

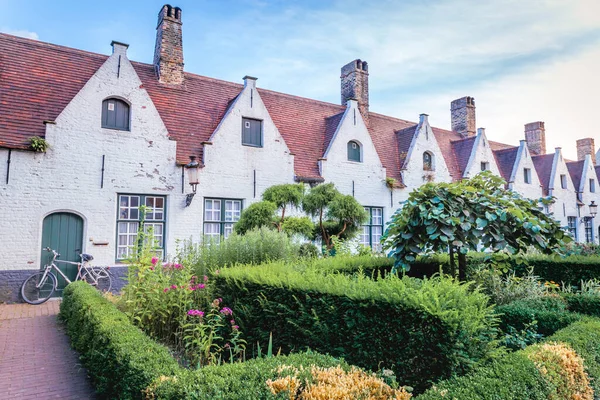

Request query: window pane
[
  {"left": 224, "top": 223, "right": 234, "bottom": 238},
  {"left": 372, "top": 208, "right": 383, "bottom": 225},
  {"left": 130, "top": 209, "right": 139, "bottom": 220},
  {"left": 131, "top": 196, "right": 139, "bottom": 207},
  {"left": 348, "top": 141, "right": 361, "bottom": 162}
]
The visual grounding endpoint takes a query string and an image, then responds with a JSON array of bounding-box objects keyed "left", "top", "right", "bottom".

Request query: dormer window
[
  {"left": 423, "top": 152, "right": 434, "bottom": 171},
  {"left": 242, "top": 117, "right": 263, "bottom": 147},
  {"left": 348, "top": 141, "right": 362, "bottom": 162},
  {"left": 102, "top": 98, "right": 130, "bottom": 131}
]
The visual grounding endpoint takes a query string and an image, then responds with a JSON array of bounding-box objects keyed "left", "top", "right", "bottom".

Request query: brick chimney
[
  {"left": 577, "top": 138, "right": 596, "bottom": 164},
  {"left": 450, "top": 96, "right": 476, "bottom": 137},
  {"left": 341, "top": 59, "right": 369, "bottom": 124},
  {"left": 524, "top": 121, "right": 546, "bottom": 156},
  {"left": 154, "top": 4, "right": 184, "bottom": 85}
]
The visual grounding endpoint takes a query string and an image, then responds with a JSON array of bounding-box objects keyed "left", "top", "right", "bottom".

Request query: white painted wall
[
  {"left": 508, "top": 141, "right": 543, "bottom": 200},
  {"left": 463, "top": 129, "right": 502, "bottom": 179},
  {"left": 575, "top": 155, "right": 600, "bottom": 243},
  {"left": 401, "top": 115, "right": 452, "bottom": 189},
  {"left": 547, "top": 149, "right": 578, "bottom": 230}
]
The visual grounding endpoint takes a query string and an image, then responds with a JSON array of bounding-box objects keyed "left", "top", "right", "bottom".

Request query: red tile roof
[
  {"left": 0, "top": 32, "right": 522, "bottom": 185},
  {"left": 0, "top": 33, "right": 107, "bottom": 149},
  {"left": 566, "top": 160, "right": 585, "bottom": 192},
  {"left": 395, "top": 125, "right": 417, "bottom": 170},
  {"left": 450, "top": 136, "right": 477, "bottom": 178},
  {"left": 532, "top": 154, "right": 555, "bottom": 195},
  {"left": 493, "top": 147, "right": 519, "bottom": 182}
]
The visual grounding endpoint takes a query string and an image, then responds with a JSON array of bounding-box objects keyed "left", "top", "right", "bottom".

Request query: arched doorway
[{"left": 40, "top": 212, "right": 84, "bottom": 294}]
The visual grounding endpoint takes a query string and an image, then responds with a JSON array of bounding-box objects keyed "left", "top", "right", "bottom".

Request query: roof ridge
[
  {"left": 0, "top": 32, "right": 108, "bottom": 60},
  {"left": 493, "top": 146, "right": 519, "bottom": 154}
]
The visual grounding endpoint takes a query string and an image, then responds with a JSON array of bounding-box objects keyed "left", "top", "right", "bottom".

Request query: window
[
  {"left": 567, "top": 216, "right": 577, "bottom": 240},
  {"left": 423, "top": 152, "right": 433, "bottom": 171},
  {"left": 560, "top": 174, "right": 567, "bottom": 189},
  {"left": 102, "top": 98, "right": 130, "bottom": 131},
  {"left": 360, "top": 207, "right": 383, "bottom": 252},
  {"left": 524, "top": 168, "right": 531, "bottom": 184},
  {"left": 242, "top": 118, "right": 262, "bottom": 147},
  {"left": 585, "top": 218, "right": 593, "bottom": 243},
  {"left": 203, "top": 198, "right": 242, "bottom": 240},
  {"left": 347, "top": 141, "right": 361, "bottom": 162},
  {"left": 117, "top": 194, "right": 166, "bottom": 260},
  {"left": 481, "top": 162, "right": 490, "bottom": 171},
  {"left": 590, "top": 179, "right": 596, "bottom": 193}
]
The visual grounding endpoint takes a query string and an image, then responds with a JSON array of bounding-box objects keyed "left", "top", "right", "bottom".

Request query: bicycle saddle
[{"left": 81, "top": 254, "right": 94, "bottom": 262}]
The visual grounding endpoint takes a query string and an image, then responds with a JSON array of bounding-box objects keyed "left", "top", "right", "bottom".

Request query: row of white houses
[{"left": 0, "top": 4, "right": 598, "bottom": 301}]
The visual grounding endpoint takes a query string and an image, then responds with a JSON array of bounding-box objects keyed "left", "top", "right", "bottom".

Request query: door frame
[{"left": 38, "top": 209, "right": 87, "bottom": 270}]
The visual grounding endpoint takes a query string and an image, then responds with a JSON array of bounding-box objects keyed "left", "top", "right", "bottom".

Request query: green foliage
[
  {"left": 280, "top": 216, "right": 314, "bottom": 238},
  {"left": 298, "top": 242, "right": 319, "bottom": 258},
  {"left": 59, "top": 282, "right": 180, "bottom": 399},
  {"left": 303, "top": 183, "right": 369, "bottom": 249},
  {"left": 500, "top": 320, "right": 543, "bottom": 351},
  {"left": 383, "top": 171, "right": 570, "bottom": 276},
  {"left": 214, "top": 261, "right": 499, "bottom": 393},
  {"left": 562, "top": 293, "right": 600, "bottom": 318},
  {"left": 418, "top": 318, "right": 600, "bottom": 400},
  {"left": 234, "top": 201, "right": 278, "bottom": 234},
  {"left": 511, "top": 254, "right": 600, "bottom": 286},
  {"left": 145, "top": 352, "right": 349, "bottom": 399},
  {"left": 28, "top": 135, "right": 50, "bottom": 152},
  {"left": 471, "top": 269, "right": 546, "bottom": 306},
  {"left": 175, "top": 227, "right": 300, "bottom": 276},
  {"left": 263, "top": 183, "right": 305, "bottom": 230}
]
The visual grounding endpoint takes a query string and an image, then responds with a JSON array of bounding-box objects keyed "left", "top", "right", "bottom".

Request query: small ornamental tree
[
  {"left": 262, "top": 183, "right": 305, "bottom": 231},
  {"left": 303, "top": 183, "right": 369, "bottom": 250},
  {"left": 382, "top": 171, "right": 571, "bottom": 280}
]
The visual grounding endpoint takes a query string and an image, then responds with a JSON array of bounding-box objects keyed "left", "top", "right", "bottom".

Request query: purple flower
[
  {"left": 232, "top": 325, "right": 239, "bottom": 330},
  {"left": 163, "top": 288, "right": 169, "bottom": 293},
  {"left": 187, "top": 309, "right": 204, "bottom": 317},
  {"left": 170, "top": 284, "right": 177, "bottom": 290},
  {"left": 151, "top": 257, "right": 159, "bottom": 266},
  {"left": 220, "top": 307, "right": 233, "bottom": 316},
  {"left": 197, "top": 284, "right": 205, "bottom": 290}
]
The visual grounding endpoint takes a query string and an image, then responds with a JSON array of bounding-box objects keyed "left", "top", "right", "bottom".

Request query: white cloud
[{"left": 0, "top": 28, "right": 38, "bottom": 40}]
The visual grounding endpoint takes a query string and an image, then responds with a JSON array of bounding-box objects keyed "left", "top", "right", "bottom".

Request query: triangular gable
[
  {"left": 493, "top": 147, "right": 518, "bottom": 182},
  {"left": 459, "top": 129, "right": 501, "bottom": 178},
  {"left": 566, "top": 160, "right": 585, "bottom": 193}
]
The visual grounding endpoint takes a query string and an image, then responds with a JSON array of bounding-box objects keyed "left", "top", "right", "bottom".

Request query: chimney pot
[
  {"left": 154, "top": 4, "right": 184, "bottom": 85},
  {"left": 524, "top": 121, "right": 546, "bottom": 156},
  {"left": 450, "top": 96, "right": 476, "bottom": 137},
  {"left": 341, "top": 59, "right": 369, "bottom": 124},
  {"left": 577, "top": 138, "right": 596, "bottom": 164},
  {"left": 419, "top": 113, "right": 429, "bottom": 124}
]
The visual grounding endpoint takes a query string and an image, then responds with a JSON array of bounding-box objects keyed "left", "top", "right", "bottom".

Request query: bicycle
[{"left": 21, "top": 247, "right": 113, "bottom": 305}]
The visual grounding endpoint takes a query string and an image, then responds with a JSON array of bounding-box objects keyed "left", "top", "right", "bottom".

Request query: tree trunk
[
  {"left": 458, "top": 252, "right": 467, "bottom": 281},
  {"left": 449, "top": 246, "right": 456, "bottom": 278}
]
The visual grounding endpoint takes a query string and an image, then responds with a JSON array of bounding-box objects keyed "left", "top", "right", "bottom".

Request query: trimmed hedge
[
  {"left": 417, "top": 318, "right": 600, "bottom": 399},
  {"left": 146, "top": 352, "right": 350, "bottom": 399},
  {"left": 59, "top": 282, "right": 180, "bottom": 399},
  {"left": 214, "top": 262, "right": 498, "bottom": 393}
]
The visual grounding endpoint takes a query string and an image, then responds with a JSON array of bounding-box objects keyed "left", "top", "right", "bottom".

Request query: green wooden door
[{"left": 40, "top": 212, "right": 84, "bottom": 294}]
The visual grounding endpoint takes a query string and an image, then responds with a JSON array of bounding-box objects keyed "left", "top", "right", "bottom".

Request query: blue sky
[{"left": 2, "top": 0, "right": 599, "bottom": 159}]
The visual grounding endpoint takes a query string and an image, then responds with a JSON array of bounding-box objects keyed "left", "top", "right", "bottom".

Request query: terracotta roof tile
[
  {"left": 395, "top": 125, "right": 417, "bottom": 170},
  {"left": 451, "top": 136, "right": 477, "bottom": 178},
  {"left": 532, "top": 154, "right": 555, "bottom": 195},
  {"left": 323, "top": 111, "right": 345, "bottom": 156},
  {"left": 566, "top": 160, "right": 585, "bottom": 192},
  {"left": 493, "top": 147, "right": 519, "bottom": 181},
  {"left": 0, "top": 33, "right": 107, "bottom": 149}
]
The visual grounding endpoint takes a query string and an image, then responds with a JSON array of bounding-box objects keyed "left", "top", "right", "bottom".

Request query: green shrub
[
  {"left": 145, "top": 352, "right": 349, "bottom": 399},
  {"left": 562, "top": 293, "right": 600, "bottom": 318},
  {"left": 175, "top": 227, "right": 300, "bottom": 276},
  {"left": 59, "top": 281, "right": 180, "bottom": 399},
  {"left": 471, "top": 269, "right": 546, "bottom": 306},
  {"left": 495, "top": 296, "right": 582, "bottom": 336},
  {"left": 417, "top": 318, "right": 600, "bottom": 399},
  {"left": 214, "top": 261, "right": 499, "bottom": 393}
]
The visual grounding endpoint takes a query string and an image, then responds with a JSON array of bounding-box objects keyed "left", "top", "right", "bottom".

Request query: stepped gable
[
  {"left": 532, "top": 153, "right": 555, "bottom": 195},
  {"left": 0, "top": 33, "right": 107, "bottom": 149},
  {"left": 493, "top": 146, "right": 519, "bottom": 182}
]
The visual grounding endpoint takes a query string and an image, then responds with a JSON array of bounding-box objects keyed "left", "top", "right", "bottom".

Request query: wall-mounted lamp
[
  {"left": 590, "top": 201, "right": 598, "bottom": 218},
  {"left": 185, "top": 155, "right": 200, "bottom": 207}
]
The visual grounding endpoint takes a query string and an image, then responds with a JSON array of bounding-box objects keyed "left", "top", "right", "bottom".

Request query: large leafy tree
[
  {"left": 382, "top": 171, "right": 570, "bottom": 280},
  {"left": 303, "top": 183, "right": 369, "bottom": 250}
]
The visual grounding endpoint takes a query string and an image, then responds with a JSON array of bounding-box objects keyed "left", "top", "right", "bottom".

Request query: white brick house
[{"left": 0, "top": 4, "right": 599, "bottom": 301}]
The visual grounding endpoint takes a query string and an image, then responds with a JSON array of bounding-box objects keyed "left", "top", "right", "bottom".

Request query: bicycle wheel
[
  {"left": 82, "top": 267, "right": 112, "bottom": 293},
  {"left": 21, "top": 271, "right": 57, "bottom": 305}
]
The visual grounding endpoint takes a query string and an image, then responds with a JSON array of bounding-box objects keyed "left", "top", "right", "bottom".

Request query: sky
[{"left": 1, "top": 0, "right": 599, "bottom": 160}]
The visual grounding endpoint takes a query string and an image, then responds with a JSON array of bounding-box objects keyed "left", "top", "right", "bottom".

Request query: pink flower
[
  {"left": 151, "top": 257, "right": 159, "bottom": 266},
  {"left": 197, "top": 284, "right": 205, "bottom": 290},
  {"left": 187, "top": 309, "right": 204, "bottom": 317},
  {"left": 174, "top": 263, "right": 183, "bottom": 270},
  {"left": 203, "top": 275, "right": 209, "bottom": 282},
  {"left": 190, "top": 276, "right": 197, "bottom": 283},
  {"left": 170, "top": 284, "right": 177, "bottom": 290},
  {"left": 163, "top": 288, "right": 169, "bottom": 293},
  {"left": 232, "top": 325, "right": 239, "bottom": 330},
  {"left": 230, "top": 319, "right": 235, "bottom": 325},
  {"left": 220, "top": 307, "right": 233, "bottom": 316},
  {"left": 149, "top": 266, "right": 155, "bottom": 271}
]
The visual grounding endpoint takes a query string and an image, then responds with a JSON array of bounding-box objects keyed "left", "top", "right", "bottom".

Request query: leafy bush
[
  {"left": 511, "top": 254, "right": 600, "bottom": 286},
  {"left": 214, "top": 261, "right": 499, "bottom": 393},
  {"left": 471, "top": 268, "right": 546, "bottom": 305},
  {"left": 175, "top": 227, "right": 300, "bottom": 276},
  {"left": 562, "top": 293, "right": 600, "bottom": 317},
  {"left": 495, "top": 296, "right": 582, "bottom": 336},
  {"left": 417, "top": 318, "right": 600, "bottom": 400},
  {"left": 145, "top": 352, "right": 350, "bottom": 399},
  {"left": 59, "top": 281, "right": 180, "bottom": 399},
  {"left": 500, "top": 320, "right": 543, "bottom": 351}
]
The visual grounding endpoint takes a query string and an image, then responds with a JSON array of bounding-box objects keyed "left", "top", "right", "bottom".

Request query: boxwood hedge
[{"left": 214, "top": 261, "right": 499, "bottom": 393}]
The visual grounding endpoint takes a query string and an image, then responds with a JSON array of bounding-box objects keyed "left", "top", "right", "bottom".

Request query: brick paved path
[{"left": 0, "top": 300, "right": 96, "bottom": 399}]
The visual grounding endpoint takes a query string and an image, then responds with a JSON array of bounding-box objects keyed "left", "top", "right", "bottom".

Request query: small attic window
[
  {"left": 348, "top": 141, "right": 362, "bottom": 162},
  {"left": 423, "top": 152, "right": 434, "bottom": 171},
  {"left": 242, "top": 117, "right": 263, "bottom": 147},
  {"left": 102, "top": 98, "right": 130, "bottom": 131}
]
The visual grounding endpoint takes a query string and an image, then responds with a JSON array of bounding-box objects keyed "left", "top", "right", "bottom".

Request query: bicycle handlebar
[{"left": 44, "top": 247, "right": 60, "bottom": 257}]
